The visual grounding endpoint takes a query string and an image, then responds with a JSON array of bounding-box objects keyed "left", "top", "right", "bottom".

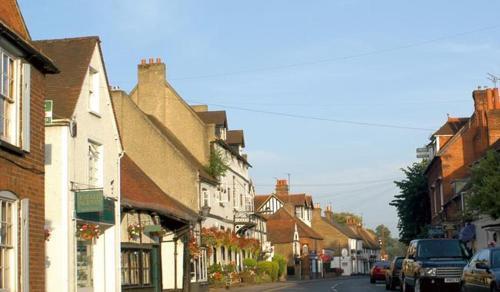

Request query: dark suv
[{"left": 400, "top": 239, "right": 470, "bottom": 292}]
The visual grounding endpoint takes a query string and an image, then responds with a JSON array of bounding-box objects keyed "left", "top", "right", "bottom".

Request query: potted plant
[{"left": 77, "top": 223, "right": 100, "bottom": 241}]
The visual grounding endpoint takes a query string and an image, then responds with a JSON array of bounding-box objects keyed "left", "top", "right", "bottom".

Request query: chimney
[
  {"left": 312, "top": 203, "right": 322, "bottom": 221},
  {"left": 324, "top": 204, "right": 334, "bottom": 223},
  {"left": 473, "top": 87, "right": 500, "bottom": 112},
  {"left": 275, "top": 179, "right": 289, "bottom": 196},
  {"left": 191, "top": 105, "right": 209, "bottom": 112},
  {"left": 138, "top": 57, "right": 167, "bottom": 86}
]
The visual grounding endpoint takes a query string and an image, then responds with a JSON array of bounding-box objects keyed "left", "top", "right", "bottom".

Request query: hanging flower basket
[
  {"left": 45, "top": 227, "right": 51, "bottom": 242},
  {"left": 188, "top": 232, "right": 200, "bottom": 259},
  {"left": 127, "top": 223, "right": 143, "bottom": 240},
  {"left": 77, "top": 223, "right": 100, "bottom": 241}
]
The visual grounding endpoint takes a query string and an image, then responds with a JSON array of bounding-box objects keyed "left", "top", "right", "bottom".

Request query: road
[{"left": 212, "top": 277, "right": 390, "bottom": 292}]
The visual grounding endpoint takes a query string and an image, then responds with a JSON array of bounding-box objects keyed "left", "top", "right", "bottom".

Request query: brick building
[
  {"left": 424, "top": 87, "right": 500, "bottom": 243},
  {"left": 0, "top": 0, "right": 58, "bottom": 291}
]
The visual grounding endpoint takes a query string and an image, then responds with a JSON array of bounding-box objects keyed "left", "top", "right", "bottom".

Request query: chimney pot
[
  {"left": 141, "top": 59, "right": 146, "bottom": 65},
  {"left": 149, "top": 58, "right": 154, "bottom": 64},
  {"left": 156, "top": 58, "right": 162, "bottom": 63}
]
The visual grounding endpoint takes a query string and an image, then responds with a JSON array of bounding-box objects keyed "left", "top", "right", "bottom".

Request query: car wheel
[
  {"left": 386, "top": 279, "right": 390, "bottom": 290},
  {"left": 370, "top": 277, "right": 375, "bottom": 284}
]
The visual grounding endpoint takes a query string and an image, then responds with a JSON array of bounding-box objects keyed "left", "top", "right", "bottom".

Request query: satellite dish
[{"left": 341, "top": 248, "right": 348, "bottom": 257}]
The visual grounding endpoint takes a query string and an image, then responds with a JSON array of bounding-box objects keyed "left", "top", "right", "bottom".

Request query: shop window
[
  {"left": 77, "top": 240, "right": 93, "bottom": 288},
  {"left": 121, "top": 249, "right": 152, "bottom": 287}
]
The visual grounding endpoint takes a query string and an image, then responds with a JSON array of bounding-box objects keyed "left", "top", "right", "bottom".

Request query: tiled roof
[
  {"left": 254, "top": 195, "right": 270, "bottom": 210},
  {"left": 276, "top": 193, "right": 313, "bottom": 207},
  {"left": 196, "top": 111, "right": 228, "bottom": 128},
  {"left": 121, "top": 154, "right": 199, "bottom": 223},
  {"left": 146, "top": 115, "right": 218, "bottom": 184},
  {"left": 434, "top": 117, "right": 469, "bottom": 136},
  {"left": 0, "top": 0, "right": 29, "bottom": 39},
  {"left": 34, "top": 37, "right": 99, "bottom": 118},
  {"left": 322, "top": 218, "right": 362, "bottom": 240},
  {"left": 359, "top": 228, "right": 380, "bottom": 250},
  {"left": 267, "top": 208, "right": 322, "bottom": 244},
  {"left": 226, "top": 130, "right": 245, "bottom": 147}
]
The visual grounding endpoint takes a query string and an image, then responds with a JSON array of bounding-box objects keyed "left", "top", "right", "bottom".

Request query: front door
[{"left": 77, "top": 239, "right": 94, "bottom": 292}]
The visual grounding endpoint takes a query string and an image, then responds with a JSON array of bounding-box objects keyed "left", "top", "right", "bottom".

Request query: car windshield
[
  {"left": 492, "top": 250, "right": 500, "bottom": 269},
  {"left": 417, "top": 240, "right": 468, "bottom": 259},
  {"left": 395, "top": 258, "right": 403, "bottom": 268},
  {"left": 375, "top": 262, "right": 389, "bottom": 268}
]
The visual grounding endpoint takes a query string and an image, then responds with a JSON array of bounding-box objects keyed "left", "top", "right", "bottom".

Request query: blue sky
[{"left": 19, "top": 0, "right": 500, "bottom": 234}]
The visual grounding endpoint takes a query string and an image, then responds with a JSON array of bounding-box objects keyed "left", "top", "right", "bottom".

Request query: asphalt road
[
  {"left": 213, "top": 277, "right": 390, "bottom": 292},
  {"left": 274, "top": 277, "right": 388, "bottom": 292}
]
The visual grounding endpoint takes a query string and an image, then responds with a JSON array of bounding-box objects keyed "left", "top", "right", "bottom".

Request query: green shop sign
[{"left": 75, "top": 190, "right": 115, "bottom": 225}]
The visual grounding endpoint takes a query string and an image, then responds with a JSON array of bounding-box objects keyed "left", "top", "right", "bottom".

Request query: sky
[{"left": 19, "top": 0, "right": 500, "bottom": 235}]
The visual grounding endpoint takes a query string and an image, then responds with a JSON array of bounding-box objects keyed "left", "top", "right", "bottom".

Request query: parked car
[
  {"left": 386, "top": 256, "right": 405, "bottom": 290},
  {"left": 400, "top": 239, "right": 470, "bottom": 292},
  {"left": 371, "top": 261, "right": 390, "bottom": 283},
  {"left": 461, "top": 247, "right": 500, "bottom": 292}
]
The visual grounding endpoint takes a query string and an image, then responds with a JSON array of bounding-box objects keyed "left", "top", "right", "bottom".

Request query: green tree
[
  {"left": 333, "top": 212, "right": 362, "bottom": 224},
  {"left": 205, "top": 148, "right": 229, "bottom": 178},
  {"left": 390, "top": 161, "right": 431, "bottom": 244},
  {"left": 468, "top": 149, "right": 500, "bottom": 219},
  {"left": 375, "top": 224, "right": 407, "bottom": 259}
]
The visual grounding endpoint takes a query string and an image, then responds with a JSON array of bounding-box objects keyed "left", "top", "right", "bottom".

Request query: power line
[
  {"left": 172, "top": 24, "right": 500, "bottom": 81},
  {"left": 254, "top": 177, "right": 399, "bottom": 187},
  {"left": 188, "top": 101, "right": 434, "bottom": 131}
]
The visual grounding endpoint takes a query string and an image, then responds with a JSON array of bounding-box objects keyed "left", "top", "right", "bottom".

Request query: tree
[
  {"left": 390, "top": 161, "right": 431, "bottom": 244},
  {"left": 333, "top": 212, "right": 362, "bottom": 224},
  {"left": 467, "top": 149, "right": 500, "bottom": 219},
  {"left": 375, "top": 224, "right": 407, "bottom": 259}
]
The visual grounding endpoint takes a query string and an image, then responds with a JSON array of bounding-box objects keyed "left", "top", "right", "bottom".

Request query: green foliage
[
  {"left": 272, "top": 254, "right": 287, "bottom": 278},
  {"left": 332, "top": 212, "right": 362, "bottom": 224},
  {"left": 223, "top": 263, "right": 236, "bottom": 273},
  {"left": 375, "top": 224, "right": 408, "bottom": 259},
  {"left": 256, "top": 261, "right": 279, "bottom": 282},
  {"left": 243, "top": 258, "right": 257, "bottom": 270},
  {"left": 208, "top": 263, "right": 222, "bottom": 274},
  {"left": 205, "top": 148, "right": 229, "bottom": 178},
  {"left": 468, "top": 150, "right": 500, "bottom": 219},
  {"left": 390, "top": 161, "right": 431, "bottom": 244}
]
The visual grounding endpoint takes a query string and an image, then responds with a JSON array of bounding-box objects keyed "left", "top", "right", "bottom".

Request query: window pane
[
  {"left": 121, "top": 251, "right": 130, "bottom": 285},
  {"left": 142, "top": 251, "right": 151, "bottom": 285},
  {"left": 2, "top": 54, "right": 8, "bottom": 97},
  {"left": 130, "top": 251, "right": 139, "bottom": 285},
  {"left": 77, "top": 240, "right": 93, "bottom": 288}
]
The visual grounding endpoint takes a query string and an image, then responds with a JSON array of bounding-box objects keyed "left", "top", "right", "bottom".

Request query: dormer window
[{"left": 88, "top": 66, "right": 100, "bottom": 114}]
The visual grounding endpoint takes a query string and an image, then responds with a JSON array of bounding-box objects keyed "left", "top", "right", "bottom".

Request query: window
[
  {"left": 0, "top": 195, "right": 16, "bottom": 291},
  {"left": 88, "top": 141, "right": 103, "bottom": 187},
  {"left": 88, "top": 67, "right": 100, "bottom": 114},
  {"left": 191, "top": 248, "right": 207, "bottom": 282},
  {"left": 240, "top": 194, "right": 243, "bottom": 208},
  {"left": 77, "top": 240, "right": 93, "bottom": 288},
  {"left": 0, "top": 48, "right": 30, "bottom": 149},
  {"left": 221, "top": 246, "right": 226, "bottom": 262},
  {"left": 202, "top": 188, "right": 210, "bottom": 207},
  {"left": 295, "top": 206, "right": 303, "bottom": 219},
  {"left": 121, "top": 249, "right": 152, "bottom": 287}
]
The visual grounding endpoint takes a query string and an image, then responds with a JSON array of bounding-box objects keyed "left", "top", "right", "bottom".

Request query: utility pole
[{"left": 286, "top": 173, "right": 291, "bottom": 192}]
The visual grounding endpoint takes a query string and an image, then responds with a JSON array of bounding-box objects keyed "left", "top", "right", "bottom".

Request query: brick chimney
[
  {"left": 275, "top": 179, "right": 289, "bottom": 196},
  {"left": 473, "top": 87, "right": 500, "bottom": 112},
  {"left": 135, "top": 57, "right": 167, "bottom": 121},
  {"left": 312, "top": 203, "right": 322, "bottom": 221},
  {"left": 324, "top": 204, "right": 334, "bottom": 223}
]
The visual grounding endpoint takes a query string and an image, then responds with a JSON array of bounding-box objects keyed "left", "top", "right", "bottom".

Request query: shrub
[
  {"left": 239, "top": 270, "right": 256, "bottom": 284},
  {"left": 257, "top": 261, "right": 279, "bottom": 282},
  {"left": 255, "top": 273, "right": 272, "bottom": 284},
  {"left": 272, "top": 254, "right": 287, "bottom": 279},
  {"left": 223, "top": 263, "right": 236, "bottom": 273},
  {"left": 243, "top": 258, "right": 257, "bottom": 270}
]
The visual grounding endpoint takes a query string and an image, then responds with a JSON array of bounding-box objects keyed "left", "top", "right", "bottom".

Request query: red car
[{"left": 370, "top": 261, "right": 390, "bottom": 283}]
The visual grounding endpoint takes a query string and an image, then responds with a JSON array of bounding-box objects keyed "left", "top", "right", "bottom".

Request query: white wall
[{"left": 45, "top": 44, "right": 122, "bottom": 292}]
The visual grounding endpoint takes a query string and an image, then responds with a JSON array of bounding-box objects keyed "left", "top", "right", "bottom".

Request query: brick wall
[{"left": 0, "top": 68, "right": 46, "bottom": 291}]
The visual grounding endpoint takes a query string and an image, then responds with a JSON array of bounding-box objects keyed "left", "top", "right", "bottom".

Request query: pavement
[{"left": 210, "top": 276, "right": 390, "bottom": 292}]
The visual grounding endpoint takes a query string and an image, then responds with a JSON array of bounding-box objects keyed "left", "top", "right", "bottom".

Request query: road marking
[{"left": 330, "top": 283, "right": 342, "bottom": 292}]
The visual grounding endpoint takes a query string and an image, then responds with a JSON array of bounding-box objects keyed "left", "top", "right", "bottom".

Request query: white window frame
[
  {"left": 202, "top": 188, "right": 210, "bottom": 207},
  {"left": 88, "top": 140, "right": 103, "bottom": 188},
  {"left": 0, "top": 191, "right": 18, "bottom": 292},
  {"left": 0, "top": 48, "right": 21, "bottom": 146},
  {"left": 88, "top": 66, "right": 100, "bottom": 115}
]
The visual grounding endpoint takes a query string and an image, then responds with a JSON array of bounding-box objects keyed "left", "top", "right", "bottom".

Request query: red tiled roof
[
  {"left": 121, "top": 154, "right": 199, "bottom": 223},
  {"left": 226, "top": 130, "right": 245, "bottom": 147},
  {"left": 34, "top": 37, "right": 99, "bottom": 119},
  {"left": 266, "top": 208, "right": 322, "bottom": 244},
  {"left": 254, "top": 195, "right": 270, "bottom": 210},
  {"left": 0, "top": 0, "right": 29, "bottom": 39},
  {"left": 276, "top": 193, "right": 313, "bottom": 207},
  {"left": 434, "top": 117, "right": 469, "bottom": 136}
]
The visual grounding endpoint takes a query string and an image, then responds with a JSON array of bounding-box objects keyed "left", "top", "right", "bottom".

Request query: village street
[{"left": 211, "top": 277, "right": 388, "bottom": 292}]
